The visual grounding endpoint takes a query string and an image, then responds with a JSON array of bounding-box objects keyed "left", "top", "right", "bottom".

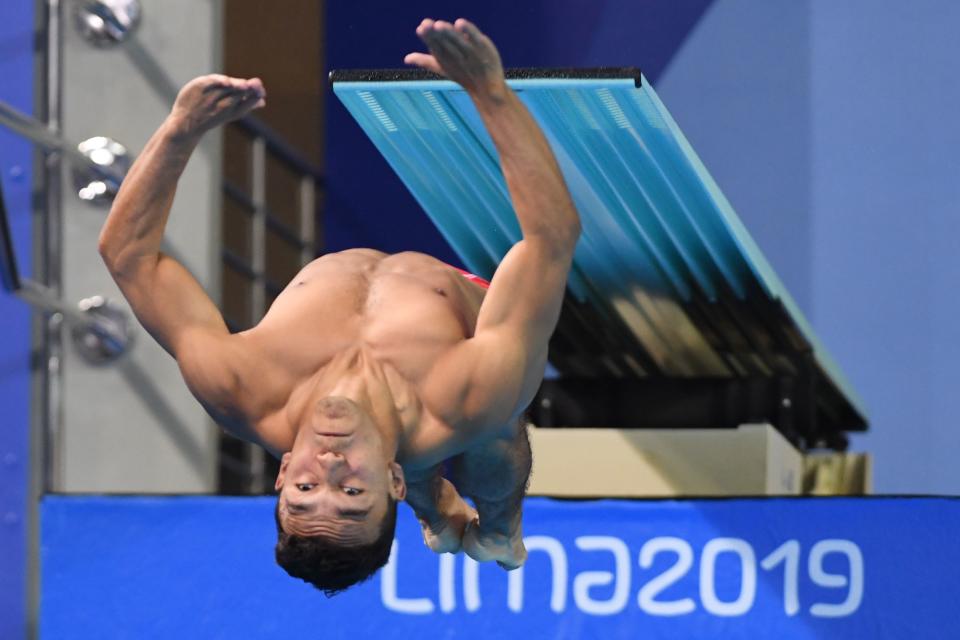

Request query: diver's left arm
[
  {"left": 410, "top": 18, "right": 579, "bottom": 569},
  {"left": 414, "top": 17, "right": 580, "bottom": 434}
]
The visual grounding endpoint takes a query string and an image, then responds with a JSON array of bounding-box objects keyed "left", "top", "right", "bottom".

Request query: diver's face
[{"left": 275, "top": 397, "right": 404, "bottom": 543}]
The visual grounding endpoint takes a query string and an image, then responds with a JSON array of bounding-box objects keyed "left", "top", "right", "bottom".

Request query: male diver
[{"left": 99, "top": 18, "right": 580, "bottom": 595}]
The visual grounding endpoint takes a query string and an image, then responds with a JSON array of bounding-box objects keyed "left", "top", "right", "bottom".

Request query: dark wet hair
[{"left": 274, "top": 497, "right": 398, "bottom": 597}]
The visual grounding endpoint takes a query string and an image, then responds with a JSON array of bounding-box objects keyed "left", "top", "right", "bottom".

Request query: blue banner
[
  {"left": 0, "top": 1, "right": 35, "bottom": 637},
  {"left": 41, "top": 496, "right": 960, "bottom": 639}
]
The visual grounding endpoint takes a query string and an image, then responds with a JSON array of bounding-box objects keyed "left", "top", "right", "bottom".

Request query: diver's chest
[{"left": 362, "top": 273, "right": 475, "bottom": 354}]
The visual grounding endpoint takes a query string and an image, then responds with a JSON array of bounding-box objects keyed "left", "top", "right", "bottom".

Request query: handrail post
[
  {"left": 299, "top": 175, "right": 315, "bottom": 265},
  {"left": 247, "top": 134, "right": 267, "bottom": 492}
]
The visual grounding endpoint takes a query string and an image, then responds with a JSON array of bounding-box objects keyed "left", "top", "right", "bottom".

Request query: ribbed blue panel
[{"left": 333, "top": 75, "right": 866, "bottom": 422}]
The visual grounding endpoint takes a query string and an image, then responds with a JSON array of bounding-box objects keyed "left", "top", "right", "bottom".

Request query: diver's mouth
[{"left": 314, "top": 431, "right": 353, "bottom": 437}]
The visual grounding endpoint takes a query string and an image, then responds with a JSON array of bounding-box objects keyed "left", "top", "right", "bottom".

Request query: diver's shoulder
[{"left": 305, "top": 247, "right": 390, "bottom": 265}]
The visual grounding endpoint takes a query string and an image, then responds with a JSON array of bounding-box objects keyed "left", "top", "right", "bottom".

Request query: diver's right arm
[
  {"left": 99, "top": 75, "right": 272, "bottom": 429},
  {"left": 99, "top": 74, "right": 264, "bottom": 355}
]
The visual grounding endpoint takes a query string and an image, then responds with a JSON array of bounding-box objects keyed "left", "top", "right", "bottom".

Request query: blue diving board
[{"left": 331, "top": 68, "right": 866, "bottom": 443}]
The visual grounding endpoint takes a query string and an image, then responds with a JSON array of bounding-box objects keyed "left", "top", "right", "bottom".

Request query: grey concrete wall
[{"left": 59, "top": 0, "right": 222, "bottom": 492}]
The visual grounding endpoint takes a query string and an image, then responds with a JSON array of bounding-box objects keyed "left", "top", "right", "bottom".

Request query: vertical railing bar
[
  {"left": 251, "top": 136, "right": 267, "bottom": 320},
  {"left": 44, "top": 0, "right": 64, "bottom": 495},
  {"left": 299, "top": 175, "right": 315, "bottom": 265},
  {"left": 29, "top": 1, "right": 63, "bottom": 637},
  {"left": 222, "top": 125, "right": 326, "bottom": 493},
  {"left": 248, "top": 135, "right": 267, "bottom": 491}
]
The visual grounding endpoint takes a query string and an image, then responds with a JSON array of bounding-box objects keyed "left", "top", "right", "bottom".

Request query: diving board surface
[{"left": 331, "top": 68, "right": 866, "bottom": 443}]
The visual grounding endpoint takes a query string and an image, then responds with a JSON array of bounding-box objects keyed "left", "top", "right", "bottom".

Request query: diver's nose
[{"left": 316, "top": 450, "right": 345, "bottom": 469}]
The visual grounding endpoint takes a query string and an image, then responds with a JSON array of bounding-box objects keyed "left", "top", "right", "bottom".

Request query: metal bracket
[
  {"left": 73, "top": 0, "right": 141, "bottom": 47},
  {"left": 73, "top": 136, "right": 131, "bottom": 205},
  {"left": 16, "top": 280, "right": 135, "bottom": 365}
]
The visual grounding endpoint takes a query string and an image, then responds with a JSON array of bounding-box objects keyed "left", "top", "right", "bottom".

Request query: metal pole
[
  {"left": 27, "top": 3, "right": 63, "bottom": 636},
  {"left": 19, "top": 279, "right": 95, "bottom": 326},
  {"left": 248, "top": 136, "right": 267, "bottom": 492},
  {"left": 0, "top": 100, "right": 126, "bottom": 186},
  {"left": 43, "top": 0, "right": 64, "bottom": 496},
  {"left": 250, "top": 136, "right": 267, "bottom": 320},
  {"left": 299, "top": 175, "right": 315, "bottom": 265}
]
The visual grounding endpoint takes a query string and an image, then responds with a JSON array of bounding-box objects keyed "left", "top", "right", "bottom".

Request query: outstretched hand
[
  {"left": 169, "top": 74, "right": 266, "bottom": 140},
  {"left": 405, "top": 18, "right": 505, "bottom": 97}
]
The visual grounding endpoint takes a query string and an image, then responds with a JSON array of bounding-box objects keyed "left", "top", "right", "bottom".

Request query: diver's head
[{"left": 273, "top": 396, "right": 406, "bottom": 595}]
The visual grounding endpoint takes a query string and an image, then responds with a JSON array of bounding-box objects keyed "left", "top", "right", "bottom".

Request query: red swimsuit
[{"left": 450, "top": 266, "right": 490, "bottom": 289}]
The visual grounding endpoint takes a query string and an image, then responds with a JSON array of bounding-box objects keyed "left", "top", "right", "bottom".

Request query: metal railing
[
  {"left": 0, "top": 82, "right": 325, "bottom": 498},
  {"left": 218, "top": 115, "right": 323, "bottom": 492},
  {"left": 0, "top": 99, "right": 126, "bottom": 187},
  {"left": 225, "top": 114, "right": 323, "bottom": 322},
  {"left": 2, "top": 0, "right": 326, "bottom": 500}
]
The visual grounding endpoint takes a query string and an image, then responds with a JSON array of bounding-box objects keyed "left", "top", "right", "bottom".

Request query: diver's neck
[{"left": 313, "top": 348, "right": 403, "bottom": 454}]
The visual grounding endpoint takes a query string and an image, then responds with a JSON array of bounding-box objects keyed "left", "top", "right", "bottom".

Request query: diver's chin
[{"left": 317, "top": 396, "right": 359, "bottom": 420}]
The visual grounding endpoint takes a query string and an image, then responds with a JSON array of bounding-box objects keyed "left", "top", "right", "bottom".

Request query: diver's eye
[
  {"left": 296, "top": 483, "right": 314, "bottom": 492},
  {"left": 342, "top": 487, "right": 363, "bottom": 496}
]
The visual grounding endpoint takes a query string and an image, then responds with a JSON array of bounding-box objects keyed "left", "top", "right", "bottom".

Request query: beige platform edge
[{"left": 527, "top": 424, "right": 871, "bottom": 497}]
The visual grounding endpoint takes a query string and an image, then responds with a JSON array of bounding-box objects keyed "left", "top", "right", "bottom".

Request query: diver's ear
[
  {"left": 274, "top": 452, "right": 292, "bottom": 491},
  {"left": 387, "top": 461, "right": 406, "bottom": 501}
]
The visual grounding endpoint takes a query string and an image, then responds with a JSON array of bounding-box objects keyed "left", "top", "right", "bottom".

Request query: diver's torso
[{"left": 241, "top": 249, "right": 489, "bottom": 458}]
